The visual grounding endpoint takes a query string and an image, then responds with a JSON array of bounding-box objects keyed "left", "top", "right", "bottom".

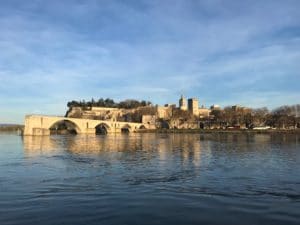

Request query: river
[{"left": 0, "top": 133, "right": 299, "bottom": 225}]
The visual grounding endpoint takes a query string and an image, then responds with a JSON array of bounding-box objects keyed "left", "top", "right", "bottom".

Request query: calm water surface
[{"left": 0, "top": 133, "right": 299, "bottom": 225}]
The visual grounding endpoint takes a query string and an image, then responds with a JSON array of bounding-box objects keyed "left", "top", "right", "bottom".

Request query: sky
[{"left": 0, "top": 0, "right": 299, "bottom": 124}]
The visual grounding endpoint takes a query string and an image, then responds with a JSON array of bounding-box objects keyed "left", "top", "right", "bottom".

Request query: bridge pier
[
  {"left": 85, "top": 128, "right": 96, "bottom": 134},
  {"left": 31, "top": 128, "right": 50, "bottom": 136},
  {"left": 112, "top": 127, "right": 121, "bottom": 133}
]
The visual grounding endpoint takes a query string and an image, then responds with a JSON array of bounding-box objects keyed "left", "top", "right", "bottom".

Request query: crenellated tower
[{"left": 179, "top": 95, "right": 187, "bottom": 110}]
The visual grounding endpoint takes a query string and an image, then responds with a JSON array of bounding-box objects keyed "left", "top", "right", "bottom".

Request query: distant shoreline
[
  {"left": 136, "top": 129, "right": 300, "bottom": 134},
  {"left": 0, "top": 125, "right": 24, "bottom": 132},
  {"left": 1, "top": 125, "right": 299, "bottom": 135}
]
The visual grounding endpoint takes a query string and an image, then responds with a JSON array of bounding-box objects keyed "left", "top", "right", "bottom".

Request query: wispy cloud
[{"left": 0, "top": 0, "right": 299, "bottom": 123}]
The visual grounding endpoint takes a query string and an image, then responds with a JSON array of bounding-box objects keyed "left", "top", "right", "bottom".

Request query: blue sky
[{"left": 0, "top": 0, "right": 299, "bottom": 123}]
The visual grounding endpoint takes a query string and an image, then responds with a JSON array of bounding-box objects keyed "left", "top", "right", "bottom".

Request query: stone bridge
[{"left": 24, "top": 115, "right": 146, "bottom": 136}]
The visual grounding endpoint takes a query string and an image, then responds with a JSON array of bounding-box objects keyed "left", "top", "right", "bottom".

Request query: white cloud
[{"left": 0, "top": 0, "right": 299, "bottom": 123}]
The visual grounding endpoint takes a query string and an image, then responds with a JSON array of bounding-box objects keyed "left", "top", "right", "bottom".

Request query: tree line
[
  {"left": 209, "top": 104, "right": 300, "bottom": 129},
  {"left": 67, "top": 98, "right": 152, "bottom": 109}
]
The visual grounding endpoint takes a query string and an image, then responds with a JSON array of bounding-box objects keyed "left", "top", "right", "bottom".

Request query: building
[
  {"left": 198, "top": 107, "right": 210, "bottom": 118},
  {"left": 179, "top": 95, "right": 187, "bottom": 111},
  {"left": 156, "top": 106, "right": 173, "bottom": 119},
  {"left": 188, "top": 98, "right": 199, "bottom": 115},
  {"left": 141, "top": 115, "right": 156, "bottom": 129}
]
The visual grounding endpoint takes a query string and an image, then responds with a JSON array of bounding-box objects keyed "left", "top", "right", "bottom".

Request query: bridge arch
[
  {"left": 139, "top": 125, "right": 146, "bottom": 129},
  {"left": 95, "top": 123, "right": 110, "bottom": 135},
  {"left": 121, "top": 124, "right": 132, "bottom": 133},
  {"left": 48, "top": 119, "right": 81, "bottom": 135},
  {"left": 160, "top": 121, "right": 170, "bottom": 129}
]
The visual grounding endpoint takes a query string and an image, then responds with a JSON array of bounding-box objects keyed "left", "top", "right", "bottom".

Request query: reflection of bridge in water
[
  {"left": 24, "top": 115, "right": 146, "bottom": 135},
  {"left": 22, "top": 134, "right": 204, "bottom": 167},
  {"left": 23, "top": 133, "right": 284, "bottom": 168}
]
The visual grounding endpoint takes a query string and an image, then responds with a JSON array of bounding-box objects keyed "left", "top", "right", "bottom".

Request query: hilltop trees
[
  {"left": 118, "top": 99, "right": 152, "bottom": 109},
  {"left": 67, "top": 98, "right": 152, "bottom": 109}
]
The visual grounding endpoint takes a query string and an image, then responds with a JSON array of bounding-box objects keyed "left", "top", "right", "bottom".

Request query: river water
[{"left": 0, "top": 133, "right": 299, "bottom": 225}]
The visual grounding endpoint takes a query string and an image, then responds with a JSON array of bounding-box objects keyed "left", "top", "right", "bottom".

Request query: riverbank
[
  {"left": 136, "top": 128, "right": 300, "bottom": 134},
  {"left": 0, "top": 125, "right": 24, "bottom": 133}
]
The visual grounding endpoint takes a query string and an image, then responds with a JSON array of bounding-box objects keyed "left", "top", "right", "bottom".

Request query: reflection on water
[
  {"left": 23, "top": 134, "right": 205, "bottom": 162},
  {"left": 23, "top": 133, "right": 203, "bottom": 152},
  {"left": 1, "top": 133, "right": 300, "bottom": 225}
]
